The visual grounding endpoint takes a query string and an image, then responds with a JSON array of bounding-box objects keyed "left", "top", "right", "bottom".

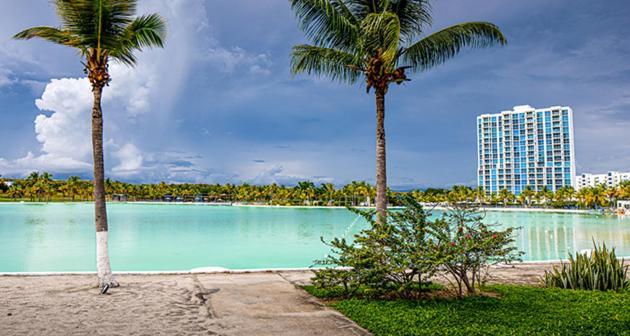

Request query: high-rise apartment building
[
  {"left": 576, "top": 171, "right": 630, "bottom": 190},
  {"left": 477, "top": 105, "right": 576, "bottom": 195}
]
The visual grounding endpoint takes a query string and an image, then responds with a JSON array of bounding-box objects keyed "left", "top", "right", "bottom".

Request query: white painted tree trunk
[{"left": 96, "top": 231, "right": 117, "bottom": 287}]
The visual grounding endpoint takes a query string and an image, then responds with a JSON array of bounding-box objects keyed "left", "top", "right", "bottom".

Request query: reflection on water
[
  {"left": 0, "top": 203, "right": 629, "bottom": 272},
  {"left": 483, "top": 211, "right": 630, "bottom": 261}
]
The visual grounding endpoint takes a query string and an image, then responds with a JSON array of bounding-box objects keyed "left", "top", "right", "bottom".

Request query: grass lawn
[{"left": 305, "top": 285, "right": 630, "bottom": 335}]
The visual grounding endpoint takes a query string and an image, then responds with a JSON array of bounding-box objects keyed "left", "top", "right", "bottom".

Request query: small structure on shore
[
  {"left": 617, "top": 201, "right": 630, "bottom": 215},
  {"left": 112, "top": 194, "right": 128, "bottom": 202}
]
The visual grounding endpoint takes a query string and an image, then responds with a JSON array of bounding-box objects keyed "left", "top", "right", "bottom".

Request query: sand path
[{"left": 0, "top": 264, "right": 554, "bottom": 335}]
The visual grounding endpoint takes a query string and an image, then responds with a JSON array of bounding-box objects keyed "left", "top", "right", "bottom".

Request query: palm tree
[
  {"left": 320, "top": 183, "right": 337, "bottom": 205},
  {"left": 618, "top": 181, "right": 630, "bottom": 200},
  {"left": 498, "top": 188, "right": 514, "bottom": 206},
  {"left": 473, "top": 186, "right": 486, "bottom": 205},
  {"left": 537, "top": 186, "right": 554, "bottom": 207},
  {"left": 14, "top": 0, "right": 166, "bottom": 288},
  {"left": 66, "top": 176, "right": 82, "bottom": 201},
  {"left": 290, "top": 0, "right": 506, "bottom": 220},
  {"left": 554, "top": 186, "right": 575, "bottom": 207}
]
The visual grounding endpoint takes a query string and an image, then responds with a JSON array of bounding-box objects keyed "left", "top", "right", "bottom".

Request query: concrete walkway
[{"left": 0, "top": 272, "right": 369, "bottom": 336}]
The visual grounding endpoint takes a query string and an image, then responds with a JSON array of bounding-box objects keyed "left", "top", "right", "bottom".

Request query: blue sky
[{"left": 0, "top": 0, "right": 629, "bottom": 188}]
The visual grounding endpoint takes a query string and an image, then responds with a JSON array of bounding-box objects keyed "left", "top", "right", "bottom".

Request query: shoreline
[
  {"left": 6, "top": 258, "right": 630, "bottom": 277},
  {"left": 0, "top": 200, "right": 603, "bottom": 214}
]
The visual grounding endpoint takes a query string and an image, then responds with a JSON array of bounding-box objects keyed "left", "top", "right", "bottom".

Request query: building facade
[
  {"left": 477, "top": 105, "right": 576, "bottom": 196},
  {"left": 576, "top": 171, "right": 630, "bottom": 190}
]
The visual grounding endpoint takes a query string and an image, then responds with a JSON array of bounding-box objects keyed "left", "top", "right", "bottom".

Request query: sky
[{"left": 0, "top": 0, "right": 629, "bottom": 188}]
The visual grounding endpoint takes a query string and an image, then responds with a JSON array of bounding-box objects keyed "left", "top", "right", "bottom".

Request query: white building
[
  {"left": 477, "top": 105, "right": 576, "bottom": 196},
  {"left": 576, "top": 171, "right": 630, "bottom": 190}
]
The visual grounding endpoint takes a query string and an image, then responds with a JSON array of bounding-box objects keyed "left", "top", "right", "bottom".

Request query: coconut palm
[
  {"left": 14, "top": 0, "right": 166, "bottom": 288},
  {"left": 537, "top": 186, "right": 554, "bottom": 207},
  {"left": 66, "top": 176, "right": 81, "bottom": 202},
  {"left": 473, "top": 186, "right": 486, "bottom": 205},
  {"left": 619, "top": 181, "right": 630, "bottom": 200},
  {"left": 553, "top": 186, "right": 575, "bottom": 207},
  {"left": 290, "top": 0, "right": 506, "bottom": 220},
  {"left": 498, "top": 188, "right": 514, "bottom": 206}
]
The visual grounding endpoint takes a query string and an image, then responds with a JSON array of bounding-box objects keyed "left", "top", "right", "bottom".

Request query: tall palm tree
[
  {"left": 66, "top": 176, "right": 82, "bottom": 201},
  {"left": 14, "top": 0, "right": 166, "bottom": 288},
  {"left": 290, "top": 0, "right": 506, "bottom": 220}
]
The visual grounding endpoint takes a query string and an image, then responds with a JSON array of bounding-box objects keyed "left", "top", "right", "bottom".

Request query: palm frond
[
  {"left": 360, "top": 12, "right": 401, "bottom": 65},
  {"left": 291, "top": 44, "right": 362, "bottom": 84},
  {"left": 13, "top": 26, "right": 86, "bottom": 52},
  {"left": 290, "top": 0, "right": 359, "bottom": 51},
  {"left": 110, "top": 13, "right": 166, "bottom": 66},
  {"left": 54, "top": 0, "right": 137, "bottom": 52},
  {"left": 402, "top": 22, "right": 507, "bottom": 72},
  {"left": 330, "top": 0, "right": 358, "bottom": 23},
  {"left": 389, "top": 0, "right": 432, "bottom": 40}
]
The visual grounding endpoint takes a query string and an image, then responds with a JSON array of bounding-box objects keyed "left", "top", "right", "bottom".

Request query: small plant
[
  {"left": 427, "top": 204, "right": 523, "bottom": 297},
  {"left": 543, "top": 241, "right": 629, "bottom": 291}
]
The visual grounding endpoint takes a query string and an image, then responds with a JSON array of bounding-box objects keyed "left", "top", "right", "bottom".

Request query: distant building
[
  {"left": 477, "top": 105, "right": 576, "bottom": 196},
  {"left": 576, "top": 171, "right": 630, "bottom": 190}
]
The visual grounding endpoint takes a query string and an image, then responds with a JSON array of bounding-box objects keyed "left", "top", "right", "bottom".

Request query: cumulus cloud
[
  {"left": 0, "top": 1, "right": 212, "bottom": 179},
  {"left": 111, "top": 143, "right": 144, "bottom": 175},
  {"left": 1, "top": 63, "right": 155, "bottom": 175}
]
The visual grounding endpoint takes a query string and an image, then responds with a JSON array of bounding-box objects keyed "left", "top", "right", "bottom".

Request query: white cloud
[
  {"left": 0, "top": 67, "right": 13, "bottom": 87},
  {"left": 0, "top": 0, "right": 279, "bottom": 182},
  {"left": 111, "top": 143, "right": 144, "bottom": 175},
  {"left": 205, "top": 47, "right": 272, "bottom": 75},
  {"left": 0, "top": 1, "right": 212, "bottom": 179}
]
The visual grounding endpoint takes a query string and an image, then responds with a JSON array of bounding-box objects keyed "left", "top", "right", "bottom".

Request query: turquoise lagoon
[{"left": 1, "top": 203, "right": 629, "bottom": 272}]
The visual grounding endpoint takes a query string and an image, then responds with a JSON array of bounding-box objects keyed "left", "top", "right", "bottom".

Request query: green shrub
[
  {"left": 312, "top": 195, "right": 522, "bottom": 298},
  {"left": 543, "top": 241, "right": 629, "bottom": 291},
  {"left": 428, "top": 205, "right": 523, "bottom": 297},
  {"left": 313, "top": 195, "right": 441, "bottom": 298}
]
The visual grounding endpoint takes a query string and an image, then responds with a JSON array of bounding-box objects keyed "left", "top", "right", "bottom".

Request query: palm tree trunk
[
  {"left": 375, "top": 88, "right": 387, "bottom": 221},
  {"left": 92, "top": 86, "right": 116, "bottom": 287}
]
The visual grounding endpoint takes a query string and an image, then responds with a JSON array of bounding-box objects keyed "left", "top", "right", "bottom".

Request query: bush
[
  {"left": 312, "top": 195, "right": 522, "bottom": 298},
  {"left": 428, "top": 205, "right": 522, "bottom": 296},
  {"left": 543, "top": 241, "right": 629, "bottom": 291},
  {"left": 313, "top": 195, "right": 441, "bottom": 298}
]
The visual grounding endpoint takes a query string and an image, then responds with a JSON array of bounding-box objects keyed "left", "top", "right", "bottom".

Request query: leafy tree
[
  {"left": 290, "top": 0, "right": 506, "bottom": 220},
  {"left": 14, "top": 0, "right": 166, "bottom": 288}
]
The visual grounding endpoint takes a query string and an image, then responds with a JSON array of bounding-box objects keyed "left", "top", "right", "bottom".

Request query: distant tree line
[{"left": 1, "top": 172, "right": 629, "bottom": 209}]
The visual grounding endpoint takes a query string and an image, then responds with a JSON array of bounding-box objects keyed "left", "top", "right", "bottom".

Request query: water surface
[{"left": 1, "top": 203, "right": 629, "bottom": 272}]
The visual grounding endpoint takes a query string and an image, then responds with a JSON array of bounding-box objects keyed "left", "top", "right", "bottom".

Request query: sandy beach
[{"left": 0, "top": 264, "right": 555, "bottom": 336}]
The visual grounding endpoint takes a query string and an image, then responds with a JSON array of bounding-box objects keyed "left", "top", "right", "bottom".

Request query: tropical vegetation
[
  {"left": 543, "top": 241, "right": 629, "bottom": 291},
  {"left": 290, "top": 0, "right": 507, "bottom": 219},
  {"left": 312, "top": 196, "right": 522, "bottom": 298},
  {"left": 2, "top": 173, "right": 630, "bottom": 210},
  {"left": 13, "top": 0, "right": 167, "bottom": 288},
  {"left": 305, "top": 284, "right": 630, "bottom": 336}
]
